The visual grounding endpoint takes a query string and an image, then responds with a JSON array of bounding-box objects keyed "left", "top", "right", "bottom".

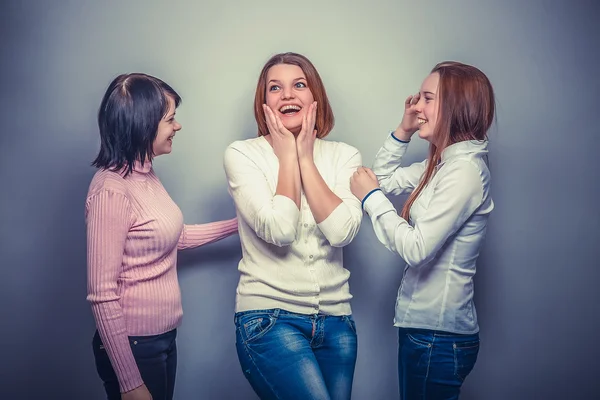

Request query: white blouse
[{"left": 364, "top": 134, "right": 493, "bottom": 334}]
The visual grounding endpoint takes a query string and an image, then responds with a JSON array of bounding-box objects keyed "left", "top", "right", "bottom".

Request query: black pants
[{"left": 92, "top": 329, "right": 177, "bottom": 400}]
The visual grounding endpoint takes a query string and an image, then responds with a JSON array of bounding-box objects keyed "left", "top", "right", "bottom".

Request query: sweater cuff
[
  {"left": 362, "top": 189, "right": 394, "bottom": 217},
  {"left": 361, "top": 188, "right": 382, "bottom": 210},
  {"left": 390, "top": 131, "right": 411, "bottom": 143},
  {"left": 93, "top": 319, "right": 144, "bottom": 393},
  {"left": 317, "top": 202, "right": 351, "bottom": 239},
  {"left": 385, "top": 133, "right": 411, "bottom": 151},
  {"left": 273, "top": 194, "right": 301, "bottom": 219}
]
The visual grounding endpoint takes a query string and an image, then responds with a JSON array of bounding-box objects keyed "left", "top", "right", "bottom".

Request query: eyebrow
[
  {"left": 165, "top": 112, "right": 175, "bottom": 119},
  {"left": 422, "top": 91, "right": 436, "bottom": 96},
  {"left": 267, "top": 77, "right": 307, "bottom": 84}
]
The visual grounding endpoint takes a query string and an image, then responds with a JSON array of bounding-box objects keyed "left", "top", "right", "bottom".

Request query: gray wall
[{"left": 1, "top": 0, "right": 599, "bottom": 398}]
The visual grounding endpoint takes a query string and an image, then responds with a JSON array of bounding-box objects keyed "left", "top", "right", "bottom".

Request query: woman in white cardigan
[{"left": 224, "top": 52, "right": 362, "bottom": 400}]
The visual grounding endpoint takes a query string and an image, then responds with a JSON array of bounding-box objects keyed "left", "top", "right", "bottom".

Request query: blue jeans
[
  {"left": 398, "top": 328, "right": 479, "bottom": 400},
  {"left": 235, "top": 309, "right": 358, "bottom": 400},
  {"left": 92, "top": 329, "right": 177, "bottom": 400}
]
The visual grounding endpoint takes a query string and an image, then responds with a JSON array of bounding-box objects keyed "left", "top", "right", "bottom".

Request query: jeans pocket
[
  {"left": 453, "top": 339, "right": 480, "bottom": 382},
  {"left": 406, "top": 331, "right": 434, "bottom": 348},
  {"left": 129, "top": 334, "right": 158, "bottom": 346},
  {"left": 342, "top": 315, "right": 357, "bottom": 335},
  {"left": 401, "top": 330, "right": 434, "bottom": 375},
  {"left": 128, "top": 330, "right": 176, "bottom": 362},
  {"left": 237, "top": 312, "right": 277, "bottom": 344}
]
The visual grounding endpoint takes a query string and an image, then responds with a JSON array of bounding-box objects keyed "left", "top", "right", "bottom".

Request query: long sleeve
[
  {"left": 224, "top": 143, "right": 300, "bottom": 247},
  {"left": 363, "top": 160, "right": 484, "bottom": 267},
  {"left": 316, "top": 147, "right": 363, "bottom": 247},
  {"left": 86, "top": 189, "right": 143, "bottom": 393},
  {"left": 372, "top": 134, "right": 427, "bottom": 195},
  {"left": 177, "top": 217, "right": 239, "bottom": 249}
]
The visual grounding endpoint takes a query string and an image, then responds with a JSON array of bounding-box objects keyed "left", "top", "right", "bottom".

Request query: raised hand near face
[
  {"left": 394, "top": 93, "right": 422, "bottom": 142},
  {"left": 295, "top": 101, "right": 318, "bottom": 161},
  {"left": 263, "top": 104, "right": 298, "bottom": 161}
]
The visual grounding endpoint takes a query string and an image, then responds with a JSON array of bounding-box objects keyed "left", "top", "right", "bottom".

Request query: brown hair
[
  {"left": 400, "top": 61, "right": 495, "bottom": 221},
  {"left": 93, "top": 73, "right": 181, "bottom": 176},
  {"left": 253, "top": 52, "right": 335, "bottom": 138}
]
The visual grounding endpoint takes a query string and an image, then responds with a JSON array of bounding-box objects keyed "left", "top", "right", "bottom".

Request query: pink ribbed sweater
[{"left": 85, "top": 161, "right": 238, "bottom": 393}]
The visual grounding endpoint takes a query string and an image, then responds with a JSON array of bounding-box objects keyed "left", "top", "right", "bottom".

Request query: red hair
[
  {"left": 253, "top": 52, "right": 335, "bottom": 138},
  {"left": 400, "top": 61, "right": 496, "bottom": 221}
]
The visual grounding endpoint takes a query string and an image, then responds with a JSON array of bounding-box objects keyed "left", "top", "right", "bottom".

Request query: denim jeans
[
  {"left": 398, "top": 328, "right": 479, "bottom": 400},
  {"left": 235, "top": 308, "right": 358, "bottom": 400},
  {"left": 92, "top": 329, "right": 177, "bottom": 400}
]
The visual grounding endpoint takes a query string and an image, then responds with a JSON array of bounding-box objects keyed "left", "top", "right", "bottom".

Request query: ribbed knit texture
[{"left": 85, "top": 161, "right": 237, "bottom": 393}]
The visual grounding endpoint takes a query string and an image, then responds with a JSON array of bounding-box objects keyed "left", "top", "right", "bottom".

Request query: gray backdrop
[{"left": 1, "top": 0, "right": 599, "bottom": 399}]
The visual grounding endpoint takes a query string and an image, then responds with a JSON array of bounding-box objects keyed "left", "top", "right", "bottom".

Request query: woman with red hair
[{"left": 351, "top": 61, "right": 495, "bottom": 399}]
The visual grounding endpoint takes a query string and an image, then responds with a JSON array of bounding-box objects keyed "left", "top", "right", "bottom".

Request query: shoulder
[
  {"left": 225, "top": 137, "right": 265, "bottom": 154},
  {"left": 447, "top": 150, "right": 489, "bottom": 179},
  {"left": 225, "top": 137, "right": 266, "bottom": 162},
  {"left": 438, "top": 158, "right": 486, "bottom": 198},
  {"left": 317, "top": 138, "right": 360, "bottom": 155},
  {"left": 317, "top": 139, "right": 362, "bottom": 166},
  {"left": 87, "top": 168, "right": 129, "bottom": 199},
  {"left": 224, "top": 137, "right": 272, "bottom": 176}
]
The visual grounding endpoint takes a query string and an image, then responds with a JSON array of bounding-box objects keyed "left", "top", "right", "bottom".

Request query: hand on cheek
[{"left": 296, "top": 102, "right": 317, "bottom": 161}]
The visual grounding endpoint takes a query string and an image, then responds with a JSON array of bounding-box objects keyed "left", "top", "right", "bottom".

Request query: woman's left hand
[
  {"left": 296, "top": 101, "right": 317, "bottom": 161},
  {"left": 350, "top": 167, "right": 380, "bottom": 201}
]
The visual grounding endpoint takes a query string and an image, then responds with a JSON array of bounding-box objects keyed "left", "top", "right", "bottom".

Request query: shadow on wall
[
  {"left": 9, "top": 162, "right": 102, "bottom": 400},
  {"left": 174, "top": 187, "right": 251, "bottom": 399}
]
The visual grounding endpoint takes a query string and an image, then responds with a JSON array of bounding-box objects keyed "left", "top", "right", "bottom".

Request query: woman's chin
[
  {"left": 418, "top": 130, "right": 432, "bottom": 142},
  {"left": 283, "top": 122, "right": 302, "bottom": 135},
  {"left": 279, "top": 113, "right": 303, "bottom": 134}
]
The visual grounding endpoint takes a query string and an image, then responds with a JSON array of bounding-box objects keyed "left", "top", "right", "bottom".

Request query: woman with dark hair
[
  {"left": 223, "top": 53, "right": 362, "bottom": 400},
  {"left": 350, "top": 61, "right": 495, "bottom": 399},
  {"left": 86, "top": 73, "right": 237, "bottom": 400}
]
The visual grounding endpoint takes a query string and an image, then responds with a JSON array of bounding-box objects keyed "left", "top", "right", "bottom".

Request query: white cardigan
[{"left": 224, "top": 136, "right": 363, "bottom": 316}]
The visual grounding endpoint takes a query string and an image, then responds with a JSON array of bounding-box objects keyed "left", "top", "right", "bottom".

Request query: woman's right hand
[
  {"left": 395, "top": 93, "right": 421, "bottom": 141},
  {"left": 263, "top": 104, "right": 298, "bottom": 160},
  {"left": 122, "top": 384, "right": 152, "bottom": 400}
]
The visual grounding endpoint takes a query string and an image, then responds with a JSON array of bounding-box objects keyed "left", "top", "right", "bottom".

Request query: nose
[
  {"left": 281, "top": 86, "right": 294, "bottom": 100},
  {"left": 174, "top": 121, "right": 182, "bottom": 131},
  {"left": 414, "top": 96, "right": 425, "bottom": 113}
]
